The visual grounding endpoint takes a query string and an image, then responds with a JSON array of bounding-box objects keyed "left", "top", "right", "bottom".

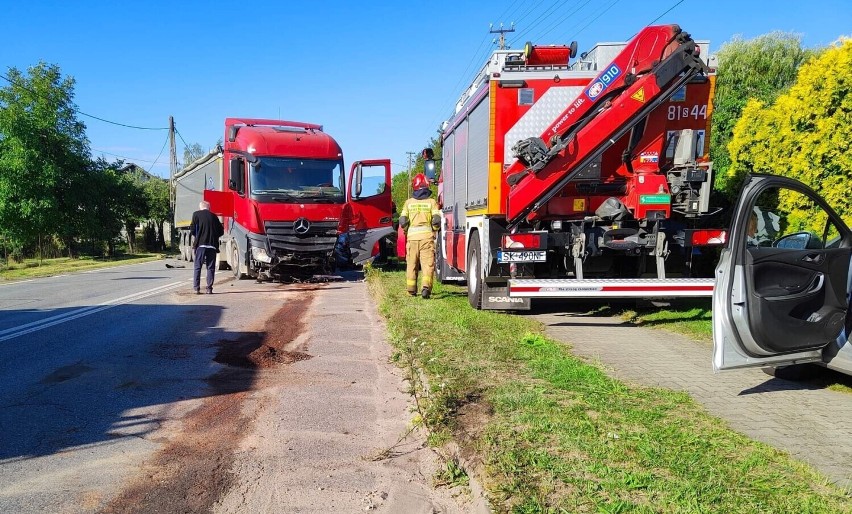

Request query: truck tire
[
  {"left": 218, "top": 251, "right": 230, "bottom": 271},
  {"left": 466, "top": 231, "right": 483, "bottom": 309},
  {"left": 435, "top": 234, "right": 446, "bottom": 284},
  {"left": 232, "top": 244, "right": 247, "bottom": 280}
]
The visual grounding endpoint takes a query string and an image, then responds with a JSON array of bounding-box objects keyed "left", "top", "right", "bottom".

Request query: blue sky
[{"left": 3, "top": 0, "right": 849, "bottom": 178}]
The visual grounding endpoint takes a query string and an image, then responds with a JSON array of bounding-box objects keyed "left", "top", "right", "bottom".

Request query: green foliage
[
  {"left": 182, "top": 142, "right": 205, "bottom": 167},
  {"left": 0, "top": 62, "right": 170, "bottom": 258},
  {"left": 711, "top": 33, "right": 814, "bottom": 197},
  {"left": 727, "top": 39, "right": 852, "bottom": 228},
  {"left": 368, "top": 269, "right": 852, "bottom": 512},
  {"left": 391, "top": 136, "right": 442, "bottom": 211},
  {"left": 0, "top": 62, "right": 90, "bottom": 255}
]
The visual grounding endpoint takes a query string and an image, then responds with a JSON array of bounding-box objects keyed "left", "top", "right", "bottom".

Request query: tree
[
  {"left": 711, "top": 33, "right": 814, "bottom": 197},
  {"left": 79, "top": 158, "right": 130, "bottom": 256},
  {"left": 727, "top": 39, "right": 852, "bottom": 230},
  {"left": 142, "top": 177, "right": 170, "bottom": 251},
  {"left": 182, "top": 142, "right": 205, "bottom": 167},
  {"left": 0, "top": 62, "right": 90, "bottom": 258}
]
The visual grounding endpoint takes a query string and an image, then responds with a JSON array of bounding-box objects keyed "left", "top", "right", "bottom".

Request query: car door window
[{"left": 747, "top": 187, "right": 842, "bottom": 250}]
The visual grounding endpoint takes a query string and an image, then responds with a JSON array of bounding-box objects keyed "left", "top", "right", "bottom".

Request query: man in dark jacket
[{"left": 190, "top": 201, "right": 224, "bottom": 294}]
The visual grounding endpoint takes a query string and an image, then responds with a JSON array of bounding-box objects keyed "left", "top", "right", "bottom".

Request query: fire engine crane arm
[{"left": 505, "top": 24, "right": 708, "bottom": 227}]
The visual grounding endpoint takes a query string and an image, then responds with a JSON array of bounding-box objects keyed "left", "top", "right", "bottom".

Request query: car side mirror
[{"left": 774, "top": 231, "right": 821, "bottom": 250}]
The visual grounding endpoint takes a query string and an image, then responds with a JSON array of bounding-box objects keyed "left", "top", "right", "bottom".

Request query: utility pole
[
  {"left": 406, "top": 151, "right": 417, "bottom": 197},
  {"left": 168, "top": 116, "right": 177, "bottom": 211},
  {"left": 489, "top": 22, "right": 515, "bottom": 50}
]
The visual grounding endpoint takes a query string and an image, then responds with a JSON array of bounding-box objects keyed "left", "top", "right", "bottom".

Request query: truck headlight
[{"left": 251, "top": 246, "right": 273, "bottom": 264}]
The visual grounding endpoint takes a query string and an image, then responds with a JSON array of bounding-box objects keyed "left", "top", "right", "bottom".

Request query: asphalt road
[
  {"left": 0, "top": 260, "right": 475, "bottom": 513},
  {"left": 0, "top": 259, "right": 284, "bottom": 513}
]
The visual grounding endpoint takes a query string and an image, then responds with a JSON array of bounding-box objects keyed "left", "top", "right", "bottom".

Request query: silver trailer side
[{"left": 173, "top": 150, "right": 224, "bottom": 262}]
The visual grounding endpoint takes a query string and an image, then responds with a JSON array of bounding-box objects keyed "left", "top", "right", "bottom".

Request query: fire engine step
[{"left": 508, "top": 278, "right": 714, "bottom": 298}]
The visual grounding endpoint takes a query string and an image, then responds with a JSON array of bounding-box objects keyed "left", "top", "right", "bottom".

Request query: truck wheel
[
  {"left": 232, "top": 245, "right": 247, "bottom": 280},
  {"left": 435, "top": 235, "right": 446, "bottom": 284},
  {"left": 466, "top": 231, "right": 483, "bottom": 309}
]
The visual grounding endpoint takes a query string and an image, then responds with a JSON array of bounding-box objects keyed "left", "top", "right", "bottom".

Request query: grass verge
[
  {"left": 620, "top": 299, "right": 713, "bottom": 342},
  {"left": 367, "top": 268, "right": 851, "bottom": 513},
  {"left": 0, "top": 253, "right": 167, "bottom": 281}
]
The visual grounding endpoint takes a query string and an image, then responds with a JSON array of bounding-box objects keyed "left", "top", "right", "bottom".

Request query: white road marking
[{"left": 0, "top": 281, "right": 184, "bottom": 342}]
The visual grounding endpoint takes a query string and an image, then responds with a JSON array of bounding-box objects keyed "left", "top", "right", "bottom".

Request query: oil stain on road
[{"left": 99, "top": 288, "right": 317, "bottom": 514}]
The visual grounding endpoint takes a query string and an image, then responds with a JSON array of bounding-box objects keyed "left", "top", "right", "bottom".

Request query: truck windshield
[{"left": 250, "top": 158, "right": 345, "bottom": 203}]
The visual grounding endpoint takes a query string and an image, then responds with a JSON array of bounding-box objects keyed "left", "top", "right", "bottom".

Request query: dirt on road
[{"left": 100, "top": 289, "right": 316, "bottom": 514}]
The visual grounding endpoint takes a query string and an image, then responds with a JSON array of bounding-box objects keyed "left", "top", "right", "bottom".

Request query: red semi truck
[
  {"left": 173, "top": 118, "right": 393, "bottom": 280},
  {"left": 425, "top": 25, "right": 726, "bottom": 309}
]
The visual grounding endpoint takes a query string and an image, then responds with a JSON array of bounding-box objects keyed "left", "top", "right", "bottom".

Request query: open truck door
[
  {"left": 202, "top": 189, "right": 233, "bottom": 217},
  {"left": 346, "top": 159, "right": 394, "bottom": 263},
  {"left": 713, "top": 174, "right": 852, "bottom": 371}
]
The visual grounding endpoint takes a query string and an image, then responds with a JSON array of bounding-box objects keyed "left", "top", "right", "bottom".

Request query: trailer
[
  {"left": 173, "top": 149, "right": 227, "bottom": 266},
  {"left": 428, "top": 25, "right": 725, "bottom": 310}
]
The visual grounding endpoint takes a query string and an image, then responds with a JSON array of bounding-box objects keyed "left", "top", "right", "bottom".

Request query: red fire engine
[{"left": 426, "top": 25, "right": 724, "bottom": 309}]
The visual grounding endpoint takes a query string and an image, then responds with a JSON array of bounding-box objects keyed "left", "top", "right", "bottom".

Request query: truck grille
[{"left": 265, "top": 221, "right": 339, "bottom": 254}]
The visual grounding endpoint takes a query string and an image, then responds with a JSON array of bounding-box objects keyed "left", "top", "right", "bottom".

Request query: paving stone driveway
[{"left": 532, "top": 308, "right": 852, "bottom": 490}]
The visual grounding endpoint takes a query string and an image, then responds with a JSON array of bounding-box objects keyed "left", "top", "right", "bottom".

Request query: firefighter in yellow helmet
[{"left": 399, "top": 173, "right": 441, "bottom": 298}]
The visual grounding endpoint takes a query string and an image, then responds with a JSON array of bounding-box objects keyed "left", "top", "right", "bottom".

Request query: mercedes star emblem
[{"left": 293, "top": 218, "right": 311, "bottom": 234}]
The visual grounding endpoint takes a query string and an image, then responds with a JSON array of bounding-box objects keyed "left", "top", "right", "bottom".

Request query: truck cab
[
  {"left": 201, "top": 118, "right": 392, "bottom": 280},
  {"left": 713, "top": 174, "right": 852, "bottom": 376}
]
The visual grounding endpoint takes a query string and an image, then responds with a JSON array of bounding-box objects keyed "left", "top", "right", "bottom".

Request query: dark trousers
[{"left": 193, "top": 247, "right": 217, "bottom": 291}]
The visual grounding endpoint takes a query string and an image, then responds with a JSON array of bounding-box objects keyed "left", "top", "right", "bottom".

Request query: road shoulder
[{"left": 215, "top": 277, "right": 479, "bottom": 513}]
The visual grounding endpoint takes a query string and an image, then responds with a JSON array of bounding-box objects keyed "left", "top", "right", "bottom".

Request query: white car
[{"left": 713, "top": 174, "right": 852, "bottom": 376}]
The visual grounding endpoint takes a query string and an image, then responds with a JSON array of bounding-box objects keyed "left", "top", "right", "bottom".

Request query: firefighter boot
[{"left": 421, "top": 286, "right": 431, "bottom": 299}]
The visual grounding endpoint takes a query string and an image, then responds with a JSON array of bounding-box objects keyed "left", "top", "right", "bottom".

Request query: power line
[
  {"left": 147, "top": 134, "right": 171, "bottom": 175},
  {"left": 510, "top": 0, "right": 568, "bottom": 45},
  {"left": 496, "top": 0, "right": 525, "bottom": 24},
  {"left": 531, "top": 0, "right": 594, "bottom": 43},
  {"left": 0, "top": 72, "right": 169, "bottom": 131},
  {"left": 645, "top": 0, "right": 686, "bottom": 27},
  {"left": 561, "top": 0, "right": 623, "bottom": 43},
  {"left": 174, "top": 127, "right": 191, "bottom": 151},
  {"left": 91, "top": 147, "right": 162, "bottom": 164}
]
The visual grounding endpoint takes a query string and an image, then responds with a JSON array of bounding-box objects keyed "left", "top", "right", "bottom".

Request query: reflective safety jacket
[{"left": 400, "top": 197, "right": 440, "bottom": 241}]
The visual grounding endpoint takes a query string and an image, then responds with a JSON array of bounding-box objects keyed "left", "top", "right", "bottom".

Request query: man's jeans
[{"left": 193, "top": 247, "right": 217, "bottom": 291}]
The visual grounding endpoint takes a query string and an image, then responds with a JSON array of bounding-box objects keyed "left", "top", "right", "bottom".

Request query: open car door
[
  {"left": 345, "top": 159, "right": 394, "bottom": 263},
  {"left": 713, "top": 174, "right": 852, "bottom": 371}
]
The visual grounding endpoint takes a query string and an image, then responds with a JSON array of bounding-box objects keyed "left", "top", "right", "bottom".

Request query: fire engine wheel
[
  {"left": 466, "top": 232, "right": 483, "bottom": 310},
  {"left": 435, "top": 235, "right": 446, "bottom": 284}
]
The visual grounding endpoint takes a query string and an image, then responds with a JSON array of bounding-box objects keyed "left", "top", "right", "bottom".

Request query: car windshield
[{"left": 250, "top": 158, "right": 345, "bottom": 203}]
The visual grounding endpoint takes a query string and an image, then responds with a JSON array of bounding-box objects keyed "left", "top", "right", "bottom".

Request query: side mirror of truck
[
  {"left": 354, "top": 163, "right": 362, "bottom": 198},
  {"left": 424, "top": 159, "right": 438, "bottom": 183},
  {"left": 229, "top": 158, "right": 244, "bottom": 194},
  {"left": 422, "top": 148, "right": 438, "bottom": 183},
  {"left": 227, "top": 125, "right": 239, "bottom": 142}
]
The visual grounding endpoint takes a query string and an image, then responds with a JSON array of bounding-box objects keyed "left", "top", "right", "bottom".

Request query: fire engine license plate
[{"left": 498, "top": 251, "right": 546, "bottom": 263}]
